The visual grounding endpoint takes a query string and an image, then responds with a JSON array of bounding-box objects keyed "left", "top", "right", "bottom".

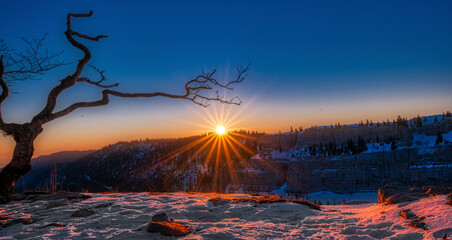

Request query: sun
[{"left": 216, "top": 126, "right": 226, "bottom": 135}]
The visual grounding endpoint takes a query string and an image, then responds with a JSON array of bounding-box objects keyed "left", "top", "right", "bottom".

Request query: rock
[
  {"left": 71, "top": 209, "right": 95, "bottom": 217},
  {"left": 147, "top": 212, "right": 193, "bottom": 237},
  {"left": 398, "top": 209, "right": 428, "bottom": 230},
  {"left": 409, "top": 219, "right": 428, "bottom": 230},
  {"left": 399, "top": 209, "right": 417, "bottom": 220},
  {"left": 386, "top": 193, "right": 419, "bottom": 204},
  {"left": 447, "top": 193, "right": 452, "bottom": 206},
  {"left": 152, "top": 212, "right": 172, "bottom": 222},
  {"left": 422, "top": 186, "right": 452, "bottom": 196},
  {"left": 378, "top": 185, "right": 422, "bottom": 204}
]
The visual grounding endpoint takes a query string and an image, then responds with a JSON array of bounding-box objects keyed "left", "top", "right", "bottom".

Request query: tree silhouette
[
  {"left": 435, "top": 131, "right": 443, "bottom": 145},
  {"left": 0, "top": 11, "right": 248, "bottom": 197}
]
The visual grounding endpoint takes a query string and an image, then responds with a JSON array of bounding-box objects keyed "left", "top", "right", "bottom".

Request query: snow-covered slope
[{"left": 1, "top": 193, "right": 451, "bottom": 239}]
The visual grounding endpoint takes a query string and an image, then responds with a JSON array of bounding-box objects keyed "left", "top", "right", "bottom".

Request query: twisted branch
[
  {"left": 77, "top": 65, "right": 119, "bottom": 88},
  {"left": 41, "top": 65, "right": 249, "bottom": 123},
  {"left": 32, "top": 11, "right": 107, "bottom": 124},
  {"left": 24, "top": 10, "right": 246, "bottom": 126},
  {"left": 0, "top": 56, "right": 7, "bottom": 125}
]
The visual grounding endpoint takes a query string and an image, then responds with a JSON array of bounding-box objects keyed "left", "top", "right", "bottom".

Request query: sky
[{"left": 0, "top": 0, "right": 451, "bottom": 166}]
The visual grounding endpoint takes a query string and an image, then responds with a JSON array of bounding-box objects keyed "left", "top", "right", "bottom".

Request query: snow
[
  {"left": 410, "top": 130, "right": 452, "bottom": 154},
  {"left": 269, "top": 150, "right": 291, "bottom": 159},
  {"left": 1, "top": 192, "right": 451, "bottom": 239},
  {"left": 364, "top": 142, "right": 392, "bottom": 153},
  {"left": 305, "top": 191, "right": 378, "bottom": 204},
  {"left": 272, "top": 183, "right": 288, "bottom": 197},
  {"left": 409, "top": 163, "right": 452, "bottom": 169},
  {"left": 443, "top": 130, "right": 452, "bottom": 142},
  {"left": 412, "top": 133, "right": 436, "bottom": 147},
  {"left": 422, "top": 115, "right": 444, "bottom": 126}
]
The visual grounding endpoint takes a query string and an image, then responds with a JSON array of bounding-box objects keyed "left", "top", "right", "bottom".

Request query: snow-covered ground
[
  {"left": 1, "top": 192, "right": 451, "bottom": 239},
  {"left": 305, "top": 191, "right": 378, "bottom": 204}
]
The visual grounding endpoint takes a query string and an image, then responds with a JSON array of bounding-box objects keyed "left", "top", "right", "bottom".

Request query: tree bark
[{"left": 0, "top": 124, "right": 42, "bottom": 197}]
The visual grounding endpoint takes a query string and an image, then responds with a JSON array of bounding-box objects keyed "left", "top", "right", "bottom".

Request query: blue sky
[{"left": 0, "top": 0, "right": 451, "bottom": 165}]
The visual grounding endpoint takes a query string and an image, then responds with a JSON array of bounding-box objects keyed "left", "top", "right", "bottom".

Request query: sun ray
[
  {"left": 116, "top": 134, "right": 212, "bottom": 189},
  {"left": 226, "top": 135, "right": 257, "bottom": 156},
  {"left": 228, "top": 132, "right": 259, "bottom": 141},
  {"left": 119, "top": 92, "right": 265, "bottom": 192},
  {"left": 223, "top": 95, "right": 258, "bottom": 127},
  {"left": 171, "top": 134, "right": 216, "bottom": 174},
  {"left": 212, "top": 136, "right": 222, "bottom": 191},
  {"left": 224, "top": 135, "right": 249, "bottom": 167},
  {"left": 221, "top": 136, "right": 239, "bottom": 185}
]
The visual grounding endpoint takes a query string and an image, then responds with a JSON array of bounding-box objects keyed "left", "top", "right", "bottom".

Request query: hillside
[
  {"left": 18, "top": 132, "right": 262, "bottom": 193},
  {"left": 16, "top": 114, "right": 452, "bottom": 196}
]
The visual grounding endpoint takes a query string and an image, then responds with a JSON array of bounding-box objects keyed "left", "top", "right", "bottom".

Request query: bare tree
[{"left": 0, "top": 11, "right": 248, "bottom": 197}]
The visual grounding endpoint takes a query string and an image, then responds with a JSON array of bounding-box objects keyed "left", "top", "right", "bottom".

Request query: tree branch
[
  {"left": 32, "top": 11, "right": 107, "bottom": 125},
  {"left": 41, "top": 66, "right": 249, "bottom": 123},
  {"left": 77, "top": 77, "right": 119, "bottom": 88},
  {"left": 0, "top": 56, "right": 17, "bottom": 136},
  {"left": 1, "top": 35, "right": 65, "bottom": 83},
  {"left": 0, "top": 55, "right": 8, "bottom": 125},
  {"left": 70, "top": 31, "right": 108, "bottom": 41},
  {"left": 77, "top": 65, "right": 119, "bottom": 88},
  {"left": 26, "top": 10, "right": 247, "bottom": 126}
]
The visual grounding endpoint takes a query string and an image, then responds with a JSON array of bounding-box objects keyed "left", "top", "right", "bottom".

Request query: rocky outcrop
[
  {"left": 422, "top": 186, "right": 452, "bottom": 196},
  {"left": 378, "top": 185, "right": 452, "bottom": 205},
  {"left": 399, "top": 209, "right": 428, "bottom": 230},
  {"left": 409, "top": 219, "right": 428, "bottom": 230},
  {"left": 400, "top": 209, "right": 417, "bottom": 220},
  {"left": 147, "top": 212, "right": 193, "bottom": 237},
  {"left": 378, "top": 185, "right": 423, "bottom": 204}
]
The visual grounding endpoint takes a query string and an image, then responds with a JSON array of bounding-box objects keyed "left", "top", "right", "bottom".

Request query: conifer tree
[
  {"left": 415, "top": 115, "right": 422, "bottom": 128},
  {"left": 435, "top": 131, "right": 443, "bottom": 145}
]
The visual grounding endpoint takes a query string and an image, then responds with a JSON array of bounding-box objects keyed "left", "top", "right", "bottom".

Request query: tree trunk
[{"left": 0, "top": 124, "right": 42, "bottom": 197}]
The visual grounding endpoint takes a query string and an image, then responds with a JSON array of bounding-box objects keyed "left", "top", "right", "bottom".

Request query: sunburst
[
  {"left": 216, "top": 126, "right": 226, "bottom": 135},
  {"left": 119, "top": 101, "right": 264, "bottom": 192}
]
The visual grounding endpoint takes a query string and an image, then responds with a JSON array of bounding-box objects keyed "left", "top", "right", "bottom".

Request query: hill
[{"left": 15, "top": 113, "right": 452, "bottom": 196}]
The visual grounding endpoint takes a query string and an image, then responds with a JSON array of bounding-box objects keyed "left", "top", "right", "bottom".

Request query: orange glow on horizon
[{"left": 1, "top": 97, "right": 451, "bottom": 168}]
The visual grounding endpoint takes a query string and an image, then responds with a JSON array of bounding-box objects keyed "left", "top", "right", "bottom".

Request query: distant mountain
[
  {"left": 32, "top": 150, "right": 97, "bottom": 167},
  {"left": 14, "top": 150, "right": 95, "bottom": 192}
]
